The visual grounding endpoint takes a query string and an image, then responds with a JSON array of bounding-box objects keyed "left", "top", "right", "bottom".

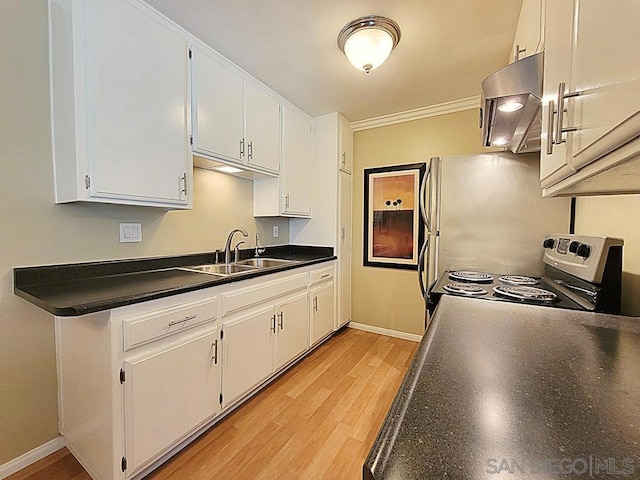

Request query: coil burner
[
  {"left": 443, "top": 283, "right": 489, "bottom": 296},
  {"left": 499, "top": 275, "right": 539, "bottom": 286},
  {"left": 493, "top": 285, "right": 557, "bottom": 303},
  {"left": 448, "top": 271, "right": 494, "bottom": 283}
]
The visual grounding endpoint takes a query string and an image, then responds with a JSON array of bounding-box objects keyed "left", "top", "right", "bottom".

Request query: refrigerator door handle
[
  {"left": 419, "top": 163, "right": 431, "bottom": 230},
  {"left": 418, "top": 237, "right": 429, "bottom": 300}
]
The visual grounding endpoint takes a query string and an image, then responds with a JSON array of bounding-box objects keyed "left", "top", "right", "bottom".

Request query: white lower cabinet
[
  {"left": 220, "top": 274, "right": 310, "bottom": 408},
  {"left": 55, "top": 262, "right": 335, "bottom": 480},
  {"left": 310, "top": 282, "right": 335, "bottom": 346},
  {"left": 275, "top": 292, "right": 309, "bottom": 370},
  {"left": 221, "top": 305, "right": 275, "bottom": 407},
  {"left": 123, "top": 328, "right": 221, "bottom": 472}
]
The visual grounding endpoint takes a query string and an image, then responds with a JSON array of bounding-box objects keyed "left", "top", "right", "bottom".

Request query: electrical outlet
[
  {"left": 272, "top": 226, "right": 279, "bottom": 238},
  {"left": 119, "top": 223, "right": 142, "bottom": 243}
]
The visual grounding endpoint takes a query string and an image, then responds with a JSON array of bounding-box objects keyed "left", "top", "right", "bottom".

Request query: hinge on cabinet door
[
  {"left": 190, "top": 135, "right": 193, "bottom": 146},
  {"left": 220, "top": 329, "right": 224, "bottom": 339},
  {"left": 84, "top": 175, "right": 90, "bottom": 190},
  {"left": 119, "top": 369, "right": 126, "bottom": 384},
  {"left": 188, "top": 48, "right": 192, "bottom": 59},
  {"left": 121, "top": 456, "right": 127, "bottom": 472},
  {"left": 219, "top": 393, "right": 223, "bottom": 405}
]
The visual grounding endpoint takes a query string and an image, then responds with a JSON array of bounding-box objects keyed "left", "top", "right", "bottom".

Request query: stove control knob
[
  {"left": 569, "top": 241, "right": 580, "bottom": 253},
  {"left": 543, "top": 238, "right": 555, "bottom": 249},
  {"left": 576, "top": 244, "right": 591, "bottom": 259}
]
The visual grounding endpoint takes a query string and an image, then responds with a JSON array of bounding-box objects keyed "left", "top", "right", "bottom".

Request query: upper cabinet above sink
[{"left": 190, "top": 46, "right": 281, "bottom": 177}]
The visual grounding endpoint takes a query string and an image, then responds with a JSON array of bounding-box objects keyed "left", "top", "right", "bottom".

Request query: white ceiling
[{"left": 146, "top": 0, "right": 523, "bottom": 122}]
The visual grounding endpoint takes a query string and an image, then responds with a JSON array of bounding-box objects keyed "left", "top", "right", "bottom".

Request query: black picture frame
[{"left": 363, "top": 162, "right": 426, "bottom": 270}]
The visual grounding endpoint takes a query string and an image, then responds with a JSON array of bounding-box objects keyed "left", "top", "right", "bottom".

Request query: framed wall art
[{"left": 363, "top": 162, "right": 426, "bottom": 270}]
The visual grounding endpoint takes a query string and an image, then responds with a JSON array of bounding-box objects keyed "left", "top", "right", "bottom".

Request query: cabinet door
[
  {"left": 510, "top": 0, "right": 545, "bottom": 63},
  {"left": 339, "top": 118, "right": 353, "bottom": 173},
  {"left": 87, "top": 0, "right": 190, "bottom": 205},
  {"left": 570, "top": 0, "right": 640, "bottom": 168},
  {"left": 191, "top": 47, "right": 244, "bottom": 163},
  {"left": 123, "top": 329, "right": 221, "bottom": 473},
  {"left": 337, "top": 171, "right": 352, "bottom": 329},
  {"left": 310, "top": 282, "right": 335, "bottom": 346},
  {"left": 540, "top": 0, "right": 576, "bottom": 188},
  {"left": 275, "top": 292, "right": 309, "bottom": 370},
  {"left": 281, "top": 107, "right": 312, "bottom": 216},
  {"left": 221, "top": 306, "right": 275, "bottom": 407},
  {"left": 245, "top": 82, "right": 281, "bottom": 173}
]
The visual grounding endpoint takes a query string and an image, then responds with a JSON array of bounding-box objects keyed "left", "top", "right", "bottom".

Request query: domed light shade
[{"left": 337, "top": 16, "right": 401, "bottom": 73}]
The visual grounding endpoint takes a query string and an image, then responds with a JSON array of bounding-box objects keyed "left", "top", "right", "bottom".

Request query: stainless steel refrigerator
[{"left": 417, "top": 152, "right": 572, "bottom": 311}]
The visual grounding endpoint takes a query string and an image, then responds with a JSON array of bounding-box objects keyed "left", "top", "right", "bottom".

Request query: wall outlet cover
[{"left": 273, "top": 225, "right": 279, "bottom": 238}]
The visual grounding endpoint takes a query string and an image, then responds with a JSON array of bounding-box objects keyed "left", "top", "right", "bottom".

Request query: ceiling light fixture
[{"left": 337, "top": 15, "right": 401, "bottom": 74}]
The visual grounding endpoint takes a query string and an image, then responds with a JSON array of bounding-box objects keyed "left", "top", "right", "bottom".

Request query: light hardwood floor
[{"left": 9, "top": 328, "right": 417, "bottom": 480}]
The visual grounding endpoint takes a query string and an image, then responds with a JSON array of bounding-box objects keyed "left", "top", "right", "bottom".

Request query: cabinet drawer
[
  {"left": 123, "top": 297, "right": 217, "bottom": 351},
  {"left": 310, "top": 266, "right": 334, "bottom": 285},
  {"left": 222, "top": 273, "right": 307, "bottom": 316}
]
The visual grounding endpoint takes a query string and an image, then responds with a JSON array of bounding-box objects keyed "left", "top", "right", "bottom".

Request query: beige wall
[
  {"left": 352, "top": 110, "right": 485, "bottom": 336},
  {"left": 0, "top": 1, "right": 288, "bottom": 464},
  {"left": 575, "top": 195, "right": 640, "bottom": 316}
]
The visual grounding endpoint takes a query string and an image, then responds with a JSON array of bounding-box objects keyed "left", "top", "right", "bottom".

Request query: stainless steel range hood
[{"left": 480, "top": 52, "right": 543, "bottom": 153}]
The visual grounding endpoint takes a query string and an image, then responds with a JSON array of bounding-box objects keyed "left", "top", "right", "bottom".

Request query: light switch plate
[{"left": 119, "top": 223, "right": 142, "bottom": 243}]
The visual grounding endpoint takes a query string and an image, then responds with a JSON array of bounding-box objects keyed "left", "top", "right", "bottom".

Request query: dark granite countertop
[
  {"left": 365, "top": 295, "right": 640, "bottom": 479},
  {"left": 14, "top": 245, "right": 334, "bottom": 316}
]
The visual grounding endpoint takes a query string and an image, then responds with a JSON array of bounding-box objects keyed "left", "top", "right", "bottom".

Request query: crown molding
[{"left": 350, "top": 95, "right": 481, "bottom": 131}]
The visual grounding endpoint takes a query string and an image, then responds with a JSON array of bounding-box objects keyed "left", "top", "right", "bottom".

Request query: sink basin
[
  {"left": 181, "top": 264, "right": 257, "bottom": 276},
  {"left": 235, "top": 258, "right": 295, "bottom": 268}
]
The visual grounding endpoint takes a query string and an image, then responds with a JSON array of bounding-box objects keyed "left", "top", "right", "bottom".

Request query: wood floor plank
[{"left": 12, "top": 329, "right": 418, "bottom": 480}]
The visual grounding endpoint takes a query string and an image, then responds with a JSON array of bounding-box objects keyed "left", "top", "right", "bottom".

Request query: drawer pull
[
  {"left": 168, "top": 315, "right": 197, "bottom": 327},
  {"left": 271, "top": 314, "right": 277, "bottom": 333},
  {"left": 320, "top": 274, "right": 331, "bottom": 279},
  {"left": 278, "top": 312, "right": 284, "bottom": 330}
]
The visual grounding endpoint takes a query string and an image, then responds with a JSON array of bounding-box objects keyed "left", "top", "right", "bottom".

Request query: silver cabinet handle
[
  {"left": 271, "top": 314, "right": 276, "bottom": 333},
  {"left": 341, "top": 152, "right": 346, "bottom": 166},
  {"left": 554, "top": 82, "right": 580, "bottom": 145},
  {"left": 320, "top": 273, "right": 330, "bottom": 279},
  {"left": 168, "top": 315, "right": 196, "bottom": 327},
  {"left": 240, "top": 138, "right": 245, "bottom": 158},
  {"left": 546, "top": 99, "right": 556, "bottom": 155},
  {"left": 248, "top": 141, "right": 253, "bottom": 160},
  {"left": 313, "top": 296, "right": 318, "bottom": 312},
  {"left": 284, "top": 194, "right": 290, "bottom": 210},
  {"left": 278, "top": 311, "right": 283, "bottom": 330},
  {"left": 180, "top": 173, "right": 187, "bottom": 196},
  {"left": 341, "top": 226, "right": 345, "bottom": 241},
  {"left": 211, "top": 339, "right": 218, "bottom": 365}
]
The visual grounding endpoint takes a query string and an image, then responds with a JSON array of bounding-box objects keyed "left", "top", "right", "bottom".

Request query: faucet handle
[
  {"left": 233, "top": 241, "right": 245, "bottom": 263},
  {"left": 214, "top": 249, "right": 221, "bottom": 264},
  {"left": 255, "top": 233, "right": 266, "bottom": 257}
]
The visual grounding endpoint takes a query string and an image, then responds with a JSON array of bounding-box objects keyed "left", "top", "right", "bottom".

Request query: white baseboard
[
  {"left": 0, "top": 436, "right": 65, "bottom": 479},
  {"left": 348, "top": 322, "right": 422, "bottom": 343}
]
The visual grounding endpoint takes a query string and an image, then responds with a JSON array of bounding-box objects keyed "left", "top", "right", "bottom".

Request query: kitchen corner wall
[
  {"left": 575, "top": 195, "right": 640, "bottom": 316},
  {"left": 0, "top": 1, "right": 288, "bottom": 465},
  {"left": 352, "top": 109, "right": 485, "bottom": 336}
]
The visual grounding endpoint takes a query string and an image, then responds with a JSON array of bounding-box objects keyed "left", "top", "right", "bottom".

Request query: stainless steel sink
[
  {"left": 235, "top": 258, "right": 295, "bottom": 268},
  {"left": 181, "top": 263, "right": 257, "bottom": 276}
]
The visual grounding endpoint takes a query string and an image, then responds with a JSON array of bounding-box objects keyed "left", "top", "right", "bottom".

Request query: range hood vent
[{"left": 480, "top": 52, "right": 543, "bottom": 153}]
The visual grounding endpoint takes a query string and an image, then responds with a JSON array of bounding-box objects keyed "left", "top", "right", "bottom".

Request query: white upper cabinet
[
  {"left": 191, "top": 47, "right": 281, "bottom": 175},
  {"left": 541, "top": 0, "right": 640, "bottom": 196},
  {"left": 339, "top": 118, "right": 353, "bottom": 173},
  {"left": 254, "top": 105, "right": 312, "bottom": 217},
  {"left": 510, "top": 0, "right": 545, "bottom": 63},
  {"left": 281, "top": 106, "right": 313, "bottom": 216},
  {"left": 245, "top": 82, "right": 282, "bottom": 173},
  {"left": 191, "top": 46, "right": 244, "bottom": 163},
  {"left": 49, "top": 0, "right": 191, "bottom": 209}
]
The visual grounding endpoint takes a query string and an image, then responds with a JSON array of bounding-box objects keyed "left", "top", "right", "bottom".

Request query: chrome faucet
[{"left": 224, "top": 228, "right": 249, "bottom": 264}]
